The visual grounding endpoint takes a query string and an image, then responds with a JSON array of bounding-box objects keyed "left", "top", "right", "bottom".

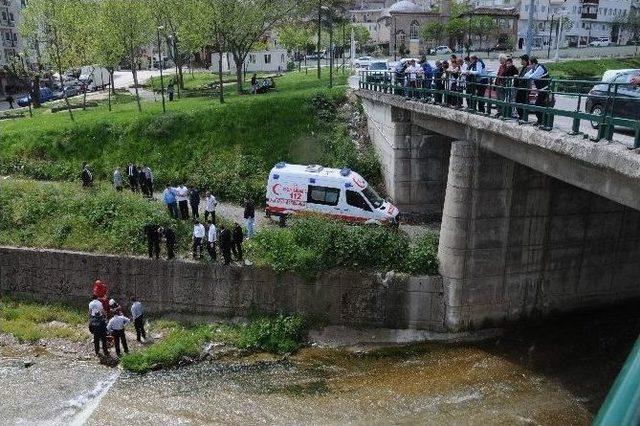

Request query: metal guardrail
[
  {"left": 358, "top": 70, "right": 640, "bottom": 149},
  {"left": 593, "top": 335, "right": 640, "bottom": 425}
]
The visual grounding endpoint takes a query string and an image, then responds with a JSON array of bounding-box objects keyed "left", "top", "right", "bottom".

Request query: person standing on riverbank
[
  {"left": 204, "top": 191, "right": 217, "bottom": 224},
  {"left": 89, "top": 313, "right": 109, "bottom": 357},
  {"left": 218, "top": 224, "right": 232, "bottom": 265},
  {"left": 130, "top": 298, "right": 146, "bottom": 343},
  {"left": 176, "top": 184, "right": 190, "bottom": 220},
  {"left": 81, "top": 163, "right": 93, "bottom": 188},
  {"left": 192, "top": 219, "right": 206, "bottom": 259},
  {"left": 231, "top": 222, "right": 243, "bottom": 261},
  {"left": 162, "top": 185, "right": 178, "bottom": 219},
  {"left": 127, "top": 163, "right": 139, "bottom": 192},
  {"left": 107, "top": 310, "right": 130, "bottom": 357},
  {"left": 244, "top": 198, "right": 255, "bottom": 238},
  {"left": 144, "top": 223, "right": 161, "bottom": 259},
  {"left": 189, "top": 187, "right": 200, "bottom": 219},
  {"left": 113, "top": 167, "right": 123, "bottom": 192},
  {"left": 142, "top": 165, "right": 154, "bottom": 198},
  {"left": 160, "top": 226, "right": 177, "bottom": 259},
  {"left": 207, "top": 220, "right": 217, "bottom": 261}
]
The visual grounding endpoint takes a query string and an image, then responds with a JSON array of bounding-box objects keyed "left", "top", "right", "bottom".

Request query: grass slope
[
  {"left": 546, "top": 58, "right": 640, "bottom": 80},
  {"left": 0, "top": 72, "right": 349, "bottom": 203}
]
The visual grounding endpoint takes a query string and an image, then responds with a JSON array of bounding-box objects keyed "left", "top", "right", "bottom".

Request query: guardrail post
[
  {"left": 606, "top": 83, "right": 618, "bottom": 141},
  {"left": 570, "top": 91, "right": 582, "bottom": 135}
]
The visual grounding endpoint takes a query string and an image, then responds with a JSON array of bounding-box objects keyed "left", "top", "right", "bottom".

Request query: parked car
[
  {"left": 265, "top": 163, "right": 399, "bottom": 226},
  {"left": 364, "top": 61, "right": 391, "bottom": 83},
  {"left": 52, "top": 85, "right": 79, "bottom": 100},
  {"left": 589, "top": 38, "right": 611, "bottom": 47},
  {"left": 585, "top": 69, "right": 640, "bottom": 129},
  {"left": 353, "top": 56, "right": 373, "bottom": 68},
  {"left": 434, "top": 46, "right": 452, "bottom": 55},
  {"left": 305, "top": 51, "right": 326, "bottom": 60},
  {"left": 16, "top": 87, "right": 54, "bottom": 107}
]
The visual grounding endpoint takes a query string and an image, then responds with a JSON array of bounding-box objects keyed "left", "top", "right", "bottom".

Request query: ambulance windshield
[{"left": 363, "top": 186, "right": 384, "bottom": 208}]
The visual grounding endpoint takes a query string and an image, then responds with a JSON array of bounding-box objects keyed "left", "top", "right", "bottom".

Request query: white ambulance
[{"left": 265, "top": 163, "right": 400, "bottom": 225}]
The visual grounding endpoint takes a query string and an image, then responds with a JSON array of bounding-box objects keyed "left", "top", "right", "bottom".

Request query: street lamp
[{"left": 156, "top": 25, "right": 166, "bottom": 113}]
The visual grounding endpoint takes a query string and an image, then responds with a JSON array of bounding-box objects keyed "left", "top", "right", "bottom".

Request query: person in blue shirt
[
  {"left": 523, "top": 56, "right": 550, "bottom": 126},
  {"left": 465, "top": 55, "right": 489, "bottom": 113},
  {"left": 420, "top": 57, "right": 433, "bottom": 101},
  {"left": 162, "top": 185, "right": 179, "bottom": 219}
]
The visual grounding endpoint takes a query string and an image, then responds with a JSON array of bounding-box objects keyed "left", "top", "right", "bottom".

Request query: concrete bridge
[{"left": 357, "top": 89, "right": 640, "bottom": 331}]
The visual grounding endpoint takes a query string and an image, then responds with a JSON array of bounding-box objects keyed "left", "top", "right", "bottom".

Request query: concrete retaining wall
[{"left": 0, "top": 247, "right": 445, "bottom": 331}]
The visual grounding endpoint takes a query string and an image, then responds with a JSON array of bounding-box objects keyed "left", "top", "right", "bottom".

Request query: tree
[
  {"left": 445, "top": 18, "right": 466, "bottom": 48},
  {"left": 617, "top": 11, "right": 640, "bottom": 49},
  {"left": 469, "top": 16, "right": 496, "bottom": 50},
  {"left": 352, "top": 25, "right": 371, "bottom": 51},
  {"left": 278, "top": 23, "right": 313, "bottom": 71},
  {"left": 98, "top": 0, "right": 152, "bottom": 112},
  {"left": 421, "top": 21, "right": 445, "bottom": 46},
  {"left": 21, "top": 0, "right": 78, "bottom": 121},
  {"left": 209, "top": 0, "right": 299, "bottom": 94}
]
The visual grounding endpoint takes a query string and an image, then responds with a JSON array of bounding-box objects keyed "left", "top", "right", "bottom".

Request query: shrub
[
  {"left": 404, "top": 232, "right": 440, "bottom": 275},
  {"left": 233, "top": 314, "right": 308, "bottom": 354}
]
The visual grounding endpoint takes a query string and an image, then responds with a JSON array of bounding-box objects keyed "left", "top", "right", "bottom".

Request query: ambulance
[{"left": 265, "top": 163, "right": 400, "bottom": 225}]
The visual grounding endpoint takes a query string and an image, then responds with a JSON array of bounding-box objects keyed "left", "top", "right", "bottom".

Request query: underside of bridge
[{"left": 361, "top": 93, "right": 640, "bottom": 332}]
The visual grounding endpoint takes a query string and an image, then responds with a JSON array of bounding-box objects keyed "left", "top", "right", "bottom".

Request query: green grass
[
  {"left": 546, "top": 57, "right": 640, "bottom": 80},
  {"left": 0, "top": 298, "right": 86, "bottom": 342},
  {"left": 0, "top": 179, "right": 191, "bottom": 255},
  {"left": 121, "top": 314, "right": 308, "bottom": 373},
  {"left": 0, "top": 72, "right": 351, "bottom": 204},
  {"left": 145, "top": 70, "right": 274, "bottom": 95},
  {"left": 246, "top": 216, "right": 440, "bottom": 278}
]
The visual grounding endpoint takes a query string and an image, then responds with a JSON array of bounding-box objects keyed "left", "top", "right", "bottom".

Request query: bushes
[
  {"left": 546, "top": 58, "right": 640, "bottom": 80},
  {"left": 232, "top": 314, "right": 308, "bottom": 354},
  {"left": 0, "top": 179, "right": 190, "bottom": 255},
  {"left": 247, "top": 216, "right": 439, "bottom": 277}
]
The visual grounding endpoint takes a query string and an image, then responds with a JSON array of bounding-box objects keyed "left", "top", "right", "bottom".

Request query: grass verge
[
  {"left": 0, "top": 298, "right": 86, "bottom": 342},
  {"left": 545, "top": 58, "right": 640, "bottom": 80}
]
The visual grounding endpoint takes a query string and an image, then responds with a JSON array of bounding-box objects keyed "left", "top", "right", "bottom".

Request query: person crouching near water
[
  {"left": 107, "top": 309, "right": 131, "bottom": 357},
  {"left": 88, "top": 295, "right": 110, "bottom": 357}
]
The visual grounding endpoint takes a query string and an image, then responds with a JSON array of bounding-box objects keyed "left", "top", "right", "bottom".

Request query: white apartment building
[{"left": 0, "top": 0, "right": 25, "bottom": 66}]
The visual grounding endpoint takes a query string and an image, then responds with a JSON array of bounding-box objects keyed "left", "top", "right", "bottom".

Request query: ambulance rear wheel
[{"left": 279, "top": 215, "right": 287, "bottom": 227}]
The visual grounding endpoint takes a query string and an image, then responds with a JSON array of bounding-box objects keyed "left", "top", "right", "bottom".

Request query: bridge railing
[{"left": 358, "top": 70, "right": 640, "bottom": 149}]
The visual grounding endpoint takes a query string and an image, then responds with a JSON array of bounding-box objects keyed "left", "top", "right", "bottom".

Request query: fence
[{"left": 359, "top": 70, "right": 640, "bottom": 148}]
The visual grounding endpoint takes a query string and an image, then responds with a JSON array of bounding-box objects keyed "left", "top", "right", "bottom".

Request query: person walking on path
[
  {"left": 160, "top": 226, "right": 177, "bottom": 259},
  {"left": 113, "top": 167, "right": 124, "bottom": 192},
  {"left": 176, "top": 184, "right": 190, "bottom": 220},
  {"left": 142, "top": 165, "right": 154, "bottom": 198},
  {"left": 207, "top": 220, "right": 217, "bottom": 261},
  {"left": 162, "top": 185, "right": 179, "bottom": 219},
  {"left": 107, "top": 310, "right": 130, "bottom": 357},
  {"left": 231, "top": 222, "right": 243, "bottom": 261},
  {"left": 127, "top": 163, "right": 139, "bottom": 192},
  {"left": 244, "top": 198, "right": 255, "bottom": 238},
  {"left": 81, "top": 163, "right": 93, "bottom": 188},
  {"left": 89, "top": 311, "right": 109, "bottom": 357},
  {"left": 218, "top": 224, "right": 232, "bottom": 265},
  {"left": 204, "top": 191, "right": 217, "bottom": 224},
  {"left": 130, "top": 298, "right": 146, "bottom": 343},
  {"left": 6, "top": 95, "right": 14, "bottom": 109},
  {"left": 189, "top": 187, "right": 200, "bottom": 219},
  {"left": 144, "top": 223, "right": 161, "bottom": 259},
  {"left": 192, "top": 219, "right": 206, "bottom": 259}
]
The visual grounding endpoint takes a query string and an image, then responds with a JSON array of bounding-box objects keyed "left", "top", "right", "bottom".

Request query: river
[{"left": 1, "top": 305, "right": 638, "bottom": 425}]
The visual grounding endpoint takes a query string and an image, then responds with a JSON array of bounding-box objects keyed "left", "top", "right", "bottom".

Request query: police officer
[
  {"left": 218, "top": 224, "right": 232, "bottom": 265},
  {"left": 231, "top": 222, "right": 243, "bottom": 261},
  {"left": 107, "top": 309, "right": 130, "bottom": 357},
  {"left": 144, "top": 223, "right": 161, "bottom": 259},
  {"left": 160, "top": 226, "right": 177, "bottom": 260}
]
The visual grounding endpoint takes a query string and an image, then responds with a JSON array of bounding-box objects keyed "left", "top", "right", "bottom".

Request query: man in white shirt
[
  {"left": 207, "top": 220, "right": 217, "bottom": 261},
  {"left": 130, "top": 297, "right": 146, "bottom": 343},
  {"left": 405, "top": 60, "right": 421, "bottom": 99},
  {"left": 204, "top": 191, "right": 218, "bottom": 225},
  {"left": 107, "top": 310, "right": 130, "bottom": 356},
  {"left": 142, "top": 166, "right": 154, "bottom": 198},
  {"left": 89, "top": 295, "right": 104, "bottom": 317},
  {"left": 176, "top": 184, "right": 189, "bottom": 220},
  {"left": 192, "top": 219, "right": 206, "bottom": 259}
]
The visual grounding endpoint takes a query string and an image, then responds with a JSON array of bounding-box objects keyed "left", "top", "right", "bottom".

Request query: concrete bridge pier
[{"left": 362, "top": 101, "right": 451, "bottom": 221}]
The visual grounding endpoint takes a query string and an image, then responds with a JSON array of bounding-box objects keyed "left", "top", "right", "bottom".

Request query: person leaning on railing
[
  {"left": 514, "top": 54, "right": 532, "bottom": 121},
  {"left": 420, "top": 57, "right": 433, "bottom": 101},
  {"left": 433, "top": 60, "right": 445, "bottom": 105},
  {"left": 465, "top": 55, "right": 489, "bottom": 113},
  {"left": 494, "top": 55, "right": 519, "bottom": 118},
  {"left": 446, "top": 59, "right": 461, "bottom": 107},
  {"left": 523, "top": 56, "right": 550, "bottom": 127}
]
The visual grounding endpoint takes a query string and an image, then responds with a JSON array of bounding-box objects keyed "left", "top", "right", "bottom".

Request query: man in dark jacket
[
  {"left": 231, "top": 222, "right": 243, "bottom": 261},
  {"left": 515, "top": 54, "right": 532, "bottom": 121},
  {"left": 89, "top": 313, "right": 109, "bottom": 357},
  {"left": 218, "top": 224, "right": 232, "bottom": 265},
  {"left": 189, "top": 188, "right": 201, "bottom": 219},
  {"left": 144, "top": 223, "right": 160, "bottom": 259},
  {"left": 81, "top": 163, "right": 93, "bottom": 188},
  {"left": 160, "top": 226, "right": 177, "bottom": 259},
  {"left": 127, "top": 163, "right": 139, "bottom": 192},
  {"left": 138, "top": 165, "right": 147, "bottom": 196}
]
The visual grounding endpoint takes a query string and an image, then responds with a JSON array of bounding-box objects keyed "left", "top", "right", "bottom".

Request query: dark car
[
  {"left": 52, "top": 85, "right": 79, "bottom": 100},
  {"left": 585, "top": 70, "right": 640, "bottom": 129},
  {"left": 16, "top": 87, "right": 54, "bottom": 107},
  {"left": 365, "top": 61, "right": 391, "bottom": 84}
]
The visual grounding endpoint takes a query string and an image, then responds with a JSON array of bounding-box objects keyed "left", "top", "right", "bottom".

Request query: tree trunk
[
  {"left": 110, "top": 70, "right": 115, "bottom": 95},
  {"left": 108, "top": 72, "right": 112, "bottom": 112},
  {"left": 58, "top": 68, "right": 75, "bottom": 122},
  {"left": 233, "top": 54, "right": 244, "bottom": 94},
  {"left": 329, "top": 25, "right": 333, "bottom": 88},
  {"left": 218, "top": 48, "right": 225, "bottom": 104},
  {"left": 132, "top": 67, "right": 142, "bottom": 112},
  {"left": 177, "top": 64, "right": 184, "bottom": 98},
  {"left": 30, "top": 76, "right": 41, "bottom": 108},
  {"left": 317, "top": 0, "right": 322, "bottom": 80}
]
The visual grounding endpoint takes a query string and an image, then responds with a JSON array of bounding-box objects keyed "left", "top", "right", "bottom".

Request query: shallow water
[{"left": 1, "top": 305, "right": 638, "bottom": 425}]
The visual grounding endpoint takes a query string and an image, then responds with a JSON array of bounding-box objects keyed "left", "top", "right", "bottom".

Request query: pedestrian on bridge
[
  {"left": 524, "top": 57, "right": 550, "bottom": 127},
  {"left": 465, "top": 55, "right": 488, "bottom": 113},
  {"left": 515, "top": 55, "right": 532, "bottom": 121}
]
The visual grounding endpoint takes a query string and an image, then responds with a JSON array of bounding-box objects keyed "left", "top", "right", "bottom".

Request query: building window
[
  {"left": 264, "top": 54, "right": 271, "bottom": 64},
  {"left": 409, "top": 20, "right": 419, "bottom": 39},
  {"left": 248, "top": 54, "right": 256, "bottom": 63}
]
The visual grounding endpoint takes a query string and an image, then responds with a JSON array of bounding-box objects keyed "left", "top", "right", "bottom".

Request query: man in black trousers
[
  {"left": 127, "top": 163, "right": 139, "bottom": 192},
  {"left": 189, "top": 187, "right": 201, "bottom": 219},
  {"left": 160, "top": 226, "right": 177, "bottom": 259},
  {"left": 89, "top": 313, "right": 109, "bottom": 357},
  {"left": 218, "top": 224, "right": 232, "bottom": 265},
  {"left": 144, "top": 223, "right": 160, "bottom": 259},
  {"left": 231, "top": 222, "right": 243, "bottom": 261}
]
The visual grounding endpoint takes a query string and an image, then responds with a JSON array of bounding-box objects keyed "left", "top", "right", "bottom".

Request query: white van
[
  {"left": 265, "top": 163, "right": 399, "bottom": 225},
  {"left": 79, "top": 65, "right": 110, "bottom": 91}
]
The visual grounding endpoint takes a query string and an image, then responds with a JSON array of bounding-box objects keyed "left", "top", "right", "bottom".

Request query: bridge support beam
[
  {"left": 439, "top": 140, "right": 640, "bottom": 332},
  {"left": 362, "top": 100, "right": 451, "bottom": 221}
]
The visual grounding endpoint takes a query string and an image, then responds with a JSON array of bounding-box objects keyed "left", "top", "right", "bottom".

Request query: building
[
  {"left": 211, "top": 49, "right": 289, "bottom": 73},
  {"left": 461, "top": 6, "right": 520, "bottom": 50},
  {"left": 517, "top": 0, "right": 634, "bottom": 49},
  {"left": 0, "top": 0, "right": 24, "bottom": 65}
]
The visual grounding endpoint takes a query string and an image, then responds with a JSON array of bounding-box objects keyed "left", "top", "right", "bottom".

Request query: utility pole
[
  {"left": 156, "top": 25, "right": 166, "bottom": 113},
  {"left": 547, "top": 15, "right": 554, "bottom": 59},
  {"left": 525, "top": 0, "right": 535, "bottom": 55},
  {"left": 554, "top": 15, "right": 564, "bottom": 61}
]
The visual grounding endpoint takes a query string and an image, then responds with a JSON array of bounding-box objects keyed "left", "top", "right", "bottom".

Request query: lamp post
[
  {"left": 525, "top": 0, "right": 535, "bottom": 55},
  {"left": 554, "top": 14, "right": 564, "bottom": 62},
  {"left": 18, "top": 52, "right": 32, "bottom": 117},
  {"left": 156, "top": 25, "right": 166, "bottom": 113}
]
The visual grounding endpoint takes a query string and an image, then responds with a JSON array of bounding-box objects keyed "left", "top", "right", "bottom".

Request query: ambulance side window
[
  {"left": 307, "top": 185, "right": 340, "bottom": 206},
  {"left": 346, "top": 190, "right": 372, "bottom": 211}
]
